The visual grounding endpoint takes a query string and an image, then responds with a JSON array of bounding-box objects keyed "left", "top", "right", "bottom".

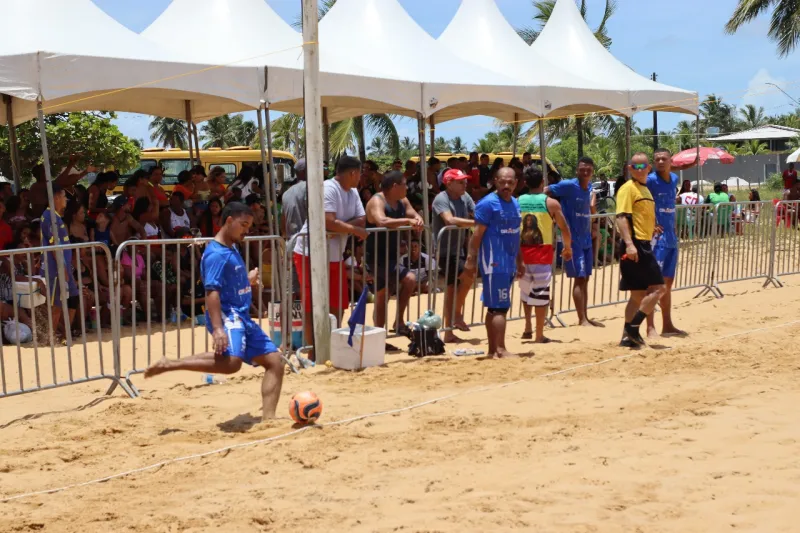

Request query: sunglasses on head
[{"left": 631, "top": 163, "right": 648, "bottom": 170}]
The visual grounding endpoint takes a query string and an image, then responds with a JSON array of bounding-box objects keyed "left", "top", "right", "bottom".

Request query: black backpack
[{"left": 406, "top": 323, "right": 446, "bottom": 357}]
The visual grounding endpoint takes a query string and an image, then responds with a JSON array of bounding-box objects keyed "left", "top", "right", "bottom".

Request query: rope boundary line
[{"left": 3, "top": 318, "right": 800, "bottom": 504}]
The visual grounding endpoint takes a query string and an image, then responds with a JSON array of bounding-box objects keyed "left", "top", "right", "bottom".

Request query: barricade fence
[{"left": 4, "top": 199, "right": 800, "bottom": 402}]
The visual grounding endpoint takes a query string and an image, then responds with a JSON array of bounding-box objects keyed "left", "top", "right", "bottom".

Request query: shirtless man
[{"left": 109, "top": 196, "right": 145, "bottom": 248}]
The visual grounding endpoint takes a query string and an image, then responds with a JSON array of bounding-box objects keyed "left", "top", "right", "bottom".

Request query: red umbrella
[{"left": 671, "top": 147, "right": 735, "bottom": 171}]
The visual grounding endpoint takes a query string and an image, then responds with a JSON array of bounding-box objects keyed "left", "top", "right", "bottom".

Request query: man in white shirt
[
  {"left": 293, "top": 156, "right": 367, "bottom": 353},
  {"left": 399, "top": 238, "right": 436, "bottom": 293}
]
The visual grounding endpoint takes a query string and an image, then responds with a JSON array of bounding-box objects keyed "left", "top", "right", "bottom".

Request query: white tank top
[
  {"left": 145, "top": 222, "right": 159, "bottom": 238},
  {"left": 170, "top": 210, "right": 190, "bottom": 231}
]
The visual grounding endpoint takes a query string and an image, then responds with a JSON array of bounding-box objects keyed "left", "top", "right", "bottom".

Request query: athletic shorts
[
  {"left": 620, "top": 240, "right": 665, "bottom": 291},
  {"left": 564, "top": 246, "right": 593, "bottom": 279},
  {"left": 481, "top": 272, "right": 514, "bottom": 310},
  {"left": 439, "top": 256, "right": 466, "bottom": 286},
  {"left": 372, "top": 261, "right": 412, "bottom": 293},
  {"left": 519, "top": 264, "right": 552, "bottom": 307},
  {"left": 653, "top": 242, "right": 678, "bottom": 279},
  {"left": 49, "top": 281, "right": 80, "bottom": 309},
  {"left": 208, "top": 312, "right": 278, "bottom": 366},
  {"left": 293, "top": 253, "right": 349, "bottom": 312}
]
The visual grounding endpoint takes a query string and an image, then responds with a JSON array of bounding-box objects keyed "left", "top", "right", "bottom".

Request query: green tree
[
  {"left": 0, "top": 112, "right": 140, "bottom": 184},
  {"left": 673, "top": 120, "right": 698, "bottom": 151},
  {"left": 725, "top": 0, "right": 800, "bottom": 57},
  {"left": 450, "top": 136, "right": 468, "bottom": 154},
  {"left": 738, "top": 139, "right": 770, "bottom": 155},
  {"left": 200, "top": 114, "right": 256, "bottom": 149},
  {"left": 516, "top": 0, "right": 617, "bottom": 48},
  {"left": 329, "top": 114, "right": 399, "bottom": 161},
  {"left": 739, "top": 104, "right": 768, "bottom": 129},
  {"left": 270, "top": 113, "right": 304, "bottom": 158},
  {"left": 700, "top": 94, "right": 737, "bottom": 134},
  {"left": 368, "top": 136, "right": 388, "bottom": 156},
  {"left": 149, "top": 117, "right": 187, "bottom": 149},
  {"left": 398, "top": 136, "right": 418, "bottom": 160}
]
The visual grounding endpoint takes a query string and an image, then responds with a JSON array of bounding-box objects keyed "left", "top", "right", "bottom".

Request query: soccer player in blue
[
  {"left": 464, "top": 168, "right": 521, "bottom": 358},
  {"left": 546, "top": 156, "right": 603, "bottom": 327},
  {"left": 145, "top": 202, "right": 284, "bottom": 419},
  {"left": 645, "top": 147, "right": 686, "bottom": 338}
]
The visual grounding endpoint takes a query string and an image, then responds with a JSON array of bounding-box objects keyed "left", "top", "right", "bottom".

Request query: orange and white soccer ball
[{"left": 288, "top": 391, "right": 323, "bottom": 424}]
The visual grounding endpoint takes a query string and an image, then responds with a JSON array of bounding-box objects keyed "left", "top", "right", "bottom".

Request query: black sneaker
[
  {"left": 619, "top": 336, "right": 640, "bottom": 349},
  {"left": 624, "top": 325, "right": 646, "bottom": 346}
]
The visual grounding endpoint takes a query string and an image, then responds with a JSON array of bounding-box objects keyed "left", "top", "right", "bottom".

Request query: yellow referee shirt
[{"left": 616, "top": 180, "right": 656, "bottom": 241}]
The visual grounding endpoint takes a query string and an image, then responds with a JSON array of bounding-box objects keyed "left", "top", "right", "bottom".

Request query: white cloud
[{"left": 738, "top": 68, "right": 797, "bottom": 116}]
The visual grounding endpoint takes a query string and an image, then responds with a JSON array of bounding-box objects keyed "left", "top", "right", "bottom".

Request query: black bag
[{"left": 406, "top": 323, "right": 446, "bottom": 357}]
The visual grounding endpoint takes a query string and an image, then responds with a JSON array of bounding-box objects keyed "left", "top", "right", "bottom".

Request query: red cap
[{"left": 443, "top": 168, "right": 469, "bottom": 185}]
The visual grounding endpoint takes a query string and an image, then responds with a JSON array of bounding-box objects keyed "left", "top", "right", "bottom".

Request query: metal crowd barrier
[
  {"left": 0, "top": 241, "right": 133, "bottom": 399},
  {"left": 672, "top": 204, "right": 717, "bottom": 297},
  {"left": 113, "top": 235, "right": 286, "bottom": 396},
  {"left": 771, "top": 200, "right": 800, "bottom": 284}
]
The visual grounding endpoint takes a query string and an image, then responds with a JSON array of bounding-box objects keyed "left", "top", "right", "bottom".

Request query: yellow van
[
  {"left": 410, "top": 152, "right": 558, "bottom": 174},
  {"left": 120, "top": 147, "right": 297, "bottom": 194}
]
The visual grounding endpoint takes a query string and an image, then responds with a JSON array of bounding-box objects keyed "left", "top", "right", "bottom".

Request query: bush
[{"left": 765, "top": 172, "right": 784, "bottom": 191}]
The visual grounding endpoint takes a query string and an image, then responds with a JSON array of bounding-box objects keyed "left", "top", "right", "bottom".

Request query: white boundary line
[{"left": 3, "top": 319, "right": 799, "bottom": 504}]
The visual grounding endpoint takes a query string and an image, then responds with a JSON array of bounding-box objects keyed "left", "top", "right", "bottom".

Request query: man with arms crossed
[
  {"left": 517, "top": 167, "right": 572, "bottom": 343},
  {"left": 646, "top": 148, "right": 686, "bottom": 338},
  {"left": 432, "top": 168, "right": 476, "bottom": 343},
  {"left": 616, "top": 154, "right": 667, "bottom": 348},
  {"left": 465, "top": 168, "right": 521, "bottom": 358},
  {"left": 546, "top": 156, "right": 602, "bottom": 327},
  {"left": 145, "top": 202, "right": 284, "bottom": 419},
  {"left": 293, "top": 155, "right": 367, "bottom": 353}
]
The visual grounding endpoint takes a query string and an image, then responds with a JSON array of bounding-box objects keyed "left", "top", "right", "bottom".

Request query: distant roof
[{"left": 710, "top": 124, "right": 800, "bottom": 142}]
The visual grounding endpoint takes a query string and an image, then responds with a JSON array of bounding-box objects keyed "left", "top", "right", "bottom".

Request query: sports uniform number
[{"left": 498, "top": 288, "right": 509, "bottom": 301}]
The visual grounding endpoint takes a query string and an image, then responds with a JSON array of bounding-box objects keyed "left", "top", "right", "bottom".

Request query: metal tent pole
[
  {"left": 696, "top": 116, "right": 703, "bottom": 195},
  {"left": 576, "top": 116, "right": 584, "bottom": 159},
  {"left": 3, "top": 95, "right": 21, "bottom": 191},
  {"left": 417, "top": 112, "right": 433, "bottom": 309},
  {"left": 302, "top": 0, "right": 330, "bottom": 363},
  {"left": 264, "top": 107, "right": 279, "bottom": 235},
  {"left": 192, "top": 122, "right": 201, "bottom": 161},
  {"left": 429, "top": 116, "right": 435, "bottom": 158},
  {"left": 322, "top": 106, "right": 330, "bottom": 170},
  {"left": 625, "top": 116, "right": 632, "bottom": 164},
  {"left": 256, "top": 106, "right": 275, "bottom": 237},
  {"left": 36, "top": 100, "right": 72, "bottom": 341},
  {"left": 538, "top": 118, "right": 548, "bottom": 186},
  {"left": 512, "top": 113, "right": 519, "bottom": 157},
  {"left": 184, "top": 101, "right": 194, "bottom": 167}
]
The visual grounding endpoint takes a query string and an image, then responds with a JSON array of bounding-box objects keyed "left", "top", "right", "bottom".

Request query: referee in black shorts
[{"left": 616, "top": 153, "right": 667, "bottom": 347}]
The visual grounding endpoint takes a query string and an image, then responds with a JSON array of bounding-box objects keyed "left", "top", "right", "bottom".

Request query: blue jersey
[
  {"left": 40, "top": 209, "right": 78, "bottom": 296},
  {"left": 548, "top": 178, "right": 593, "bottom": 250},
  {"left": 646, "top": 171, "right": 679, "bottom": 249},
  {"left": 201, "top": 240, "right": 252, "bottom": 318},
  {"left": 474, "top": 192, "right": 521, "bottom": 275}
]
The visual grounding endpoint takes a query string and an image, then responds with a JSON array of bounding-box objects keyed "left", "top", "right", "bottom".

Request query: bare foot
[
  {"left": 144, "top": 358, "right": 170, "bottom": 378},
  {"left": 587, "top": 318, "right": 605, "bottom": 328},
  {"left": 453, "top": 320, "right": 470, "bottom": 332},
  {"left": 647, "top": 327, "right": 660, "bottom": 339},
  {"left": 495, "top": 348, "right": 518, "bottom": 358},
  {"left": 661, "top": 328, "right": 688, "bottom": 338},
  {"left": 534, "top": 336, "right": 553, "bottom": 344},
  {"left": 443, "top": 332, "right": 465, "bottom": 343}
]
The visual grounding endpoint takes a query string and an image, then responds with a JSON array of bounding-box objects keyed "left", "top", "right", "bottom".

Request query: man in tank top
[{"left": 365, "top": 171, "right": 424, "bottom": 334}]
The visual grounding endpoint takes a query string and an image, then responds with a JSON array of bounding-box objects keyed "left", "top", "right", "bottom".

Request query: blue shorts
[
  {"left": 564, "top": 246, "right": 593, "bottom": 279},
  {"left": 208, "top": 312, "right": 278, "bottom": 366},
  {"left": 481, "top": 273, "right": 514, "bottom": 310},
  {"left": 654, "top": 243, "right": 678, "bottom": 279}
]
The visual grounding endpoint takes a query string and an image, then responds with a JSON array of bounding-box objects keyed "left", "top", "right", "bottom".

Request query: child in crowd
[{"left": 91, "top": 212, "right": 112, "bottom": 248}]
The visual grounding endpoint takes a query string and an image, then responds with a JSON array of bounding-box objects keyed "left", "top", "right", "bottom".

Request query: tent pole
[
  {"left": 302, "top": 0, "right": 330, "bottom": 364},
  {"left": 184, "top": 101, "right": 194, "bottom": 167},
  {"left": 264, "top": 106, "right": 279, "bottom": 236},
  {"left": 696, "top": 115, "right": 702, "bottom": 196},
  {"left": 512, "top": 113, "right": 519, "bottom": 157},
  {"left": 417, "top": 113, "right": 433, "bottom": 309},
  {"left": 322, "top": 106, "right": 330, "bottom": 171},
  {"left": 429, "top": 116, "right": 435, "bottom": 158},
  {"left": 37, "top": 99, "right": 72, "bottom": 343},
  {"left": 256, "top": 106, "right": 275, "bottom": 237},
  {"left": 538, "top": 118, "right": 547, "bottom": 186},
  {"left": 576, "top": 116, "right": 584, "bottom": 159},
  {"left": 3, "top": 95, "right": 21, "bottom": 192},
  {"left": 192, "top": 122, "right": 201, "bottom": 161},
  {"left": 625, "top": 116, "right": 632, "bottom": 164}
]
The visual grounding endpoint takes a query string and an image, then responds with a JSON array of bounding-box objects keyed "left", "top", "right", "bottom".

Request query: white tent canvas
[
  {"left": 530, "top": 0, "right": 697, "bottom": 116},
  {"left": 0, "top": 0, "right": 265, "bottom": 125},
  {"left": 723, "top": 177, "right": 750, "bottom": 190},
  {"left": 787, "top": 147, "right": 800, "bottom": 164}
]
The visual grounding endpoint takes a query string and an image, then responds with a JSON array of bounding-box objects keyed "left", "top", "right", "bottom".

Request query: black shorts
[
  {"left": 439, "top": 256, "right": 466, "bottom": 286},
  {"left": 619, "top": 240, "right": 665, "bottom": 291},
  {"left": 373, "top": 261, "right": 411, "bottom": 293}
]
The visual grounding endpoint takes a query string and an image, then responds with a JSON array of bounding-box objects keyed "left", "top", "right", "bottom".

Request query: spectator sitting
[
  {"left": 64, "top": 201, "right": 89, "bottom": 244},
  {"left": 109, "top": 195, "right": 145, "bottom": 254},
  {"left": 190, "top": 165, "right": 211, "bottom": 212},
  {"left": 5, "top": 195, "right": 29, "bottom": 230},
  {"left": 227, "top": 186, "right": 242, "bottom": 204},
  {"left": 160, "top": 192, "right": 192, "bottom": 238},
  {"left": 91, "top": 211, "right": 112, "bottom": 248},
  {"left": 86, "top": 172, "right": 117, "bottom": 221},
  {"left": 228, "top": 166, "right": 262, "bottom": 200},
  {"left": 207, "top": 166, "right": 227, "bottom": 198},
  {"left": 399, "top": 237, "right": 436, "bottom": 294},
  {"left": 0, "top": 200, "right": 13, "bottom": 250},
  {"left": 173, "top": 170, "right": 195, "bottom": 204},
  {"left": 132, "top": 197, "right": 160, "bottom": 240},
  {"left": 199, "top": 197, "right": 223, "bottom": 238}
]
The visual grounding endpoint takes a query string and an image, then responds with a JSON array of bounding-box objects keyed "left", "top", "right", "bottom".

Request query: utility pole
[{"left": 652, "top": 72, "right": 658, "bottom": 152}]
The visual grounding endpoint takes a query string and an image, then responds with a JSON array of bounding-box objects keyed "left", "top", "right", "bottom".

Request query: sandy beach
[{"left": 1, "top": 276, "right": 800, "bottom": 532}]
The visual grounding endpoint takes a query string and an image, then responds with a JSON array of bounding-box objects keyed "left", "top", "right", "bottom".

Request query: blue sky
[{"left": 92, "top": 0, "right": 800, "bottom": 148}]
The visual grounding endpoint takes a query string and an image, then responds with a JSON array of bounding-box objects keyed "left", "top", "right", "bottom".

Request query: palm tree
[
  {"left": 725, "top": 0, "right": 800, "bottom": 57},
  {"left": 700, "top": 94, "right": 737, "bottom": 134},
  {"left": 738, "top": 139, "right": 770, "bottom": 155},
  {"left": 739, "top": 104, "right": 768, "bottom": 130},
  {"left": 148, "top": 117, "right": 187, "bottom": 149},
  {"left": 271, "top": 113, "right": 304, "bottom": 158},
  {"left": 201, "top": 115, "right": 239, "bottom": 148},
  {"left": 517, "top": 0, "right": 617, "bottom": 48},
  {"left": 674, "top": 120, "right": 698, "bottom": 151},
  {"left": 723, "top": 143, "right": 741, "bottom": 156},
  {"left": 368, "top": 137, "right": 388, "bottom": 156},
  {"left": 231, "top": 116, "right": 258, "bottom": 147},
  {"left": 399, "top": 136, "right": 418, "bottom": 159},
  {"left": 473, "top": 133, "right": 500, "bottom": 154},
  {"left": 329, "top": 114, "right": 399, "bottom": 161},
  {"left": 450, "top": 136, "right": 468, "bottom": 154},
  {"left": 434, "top": 137, "right": 451, "bottom": 154}
]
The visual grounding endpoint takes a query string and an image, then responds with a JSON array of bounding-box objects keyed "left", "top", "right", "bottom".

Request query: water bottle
[{"left": 201, "top": 374, "right": 224, "bottom": 385}]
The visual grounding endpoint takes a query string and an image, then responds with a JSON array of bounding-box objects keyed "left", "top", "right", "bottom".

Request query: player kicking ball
[{"left": 145, "top": 202, "right": 284, "bottom": 419}]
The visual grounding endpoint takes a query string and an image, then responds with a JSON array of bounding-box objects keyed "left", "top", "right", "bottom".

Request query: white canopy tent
[
  {"left": 787, "top": 147, "right": 800, "bottom": 164},
  {"left": 438, "top": 0, "right": 629, "bottom": 118},
  {"left": 0, "top": 0, "right": 269, "bottom": 125},
  {"left": 141, "top": 0, "right": 422, "bottom": 121},
  {"left": 530, "top": 0, "right": 698, "bottom": 117}
]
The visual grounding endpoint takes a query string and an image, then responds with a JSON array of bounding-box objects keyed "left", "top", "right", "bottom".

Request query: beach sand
[{"left": 1, "top": 276, "right": 800, "bottom": 532}]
